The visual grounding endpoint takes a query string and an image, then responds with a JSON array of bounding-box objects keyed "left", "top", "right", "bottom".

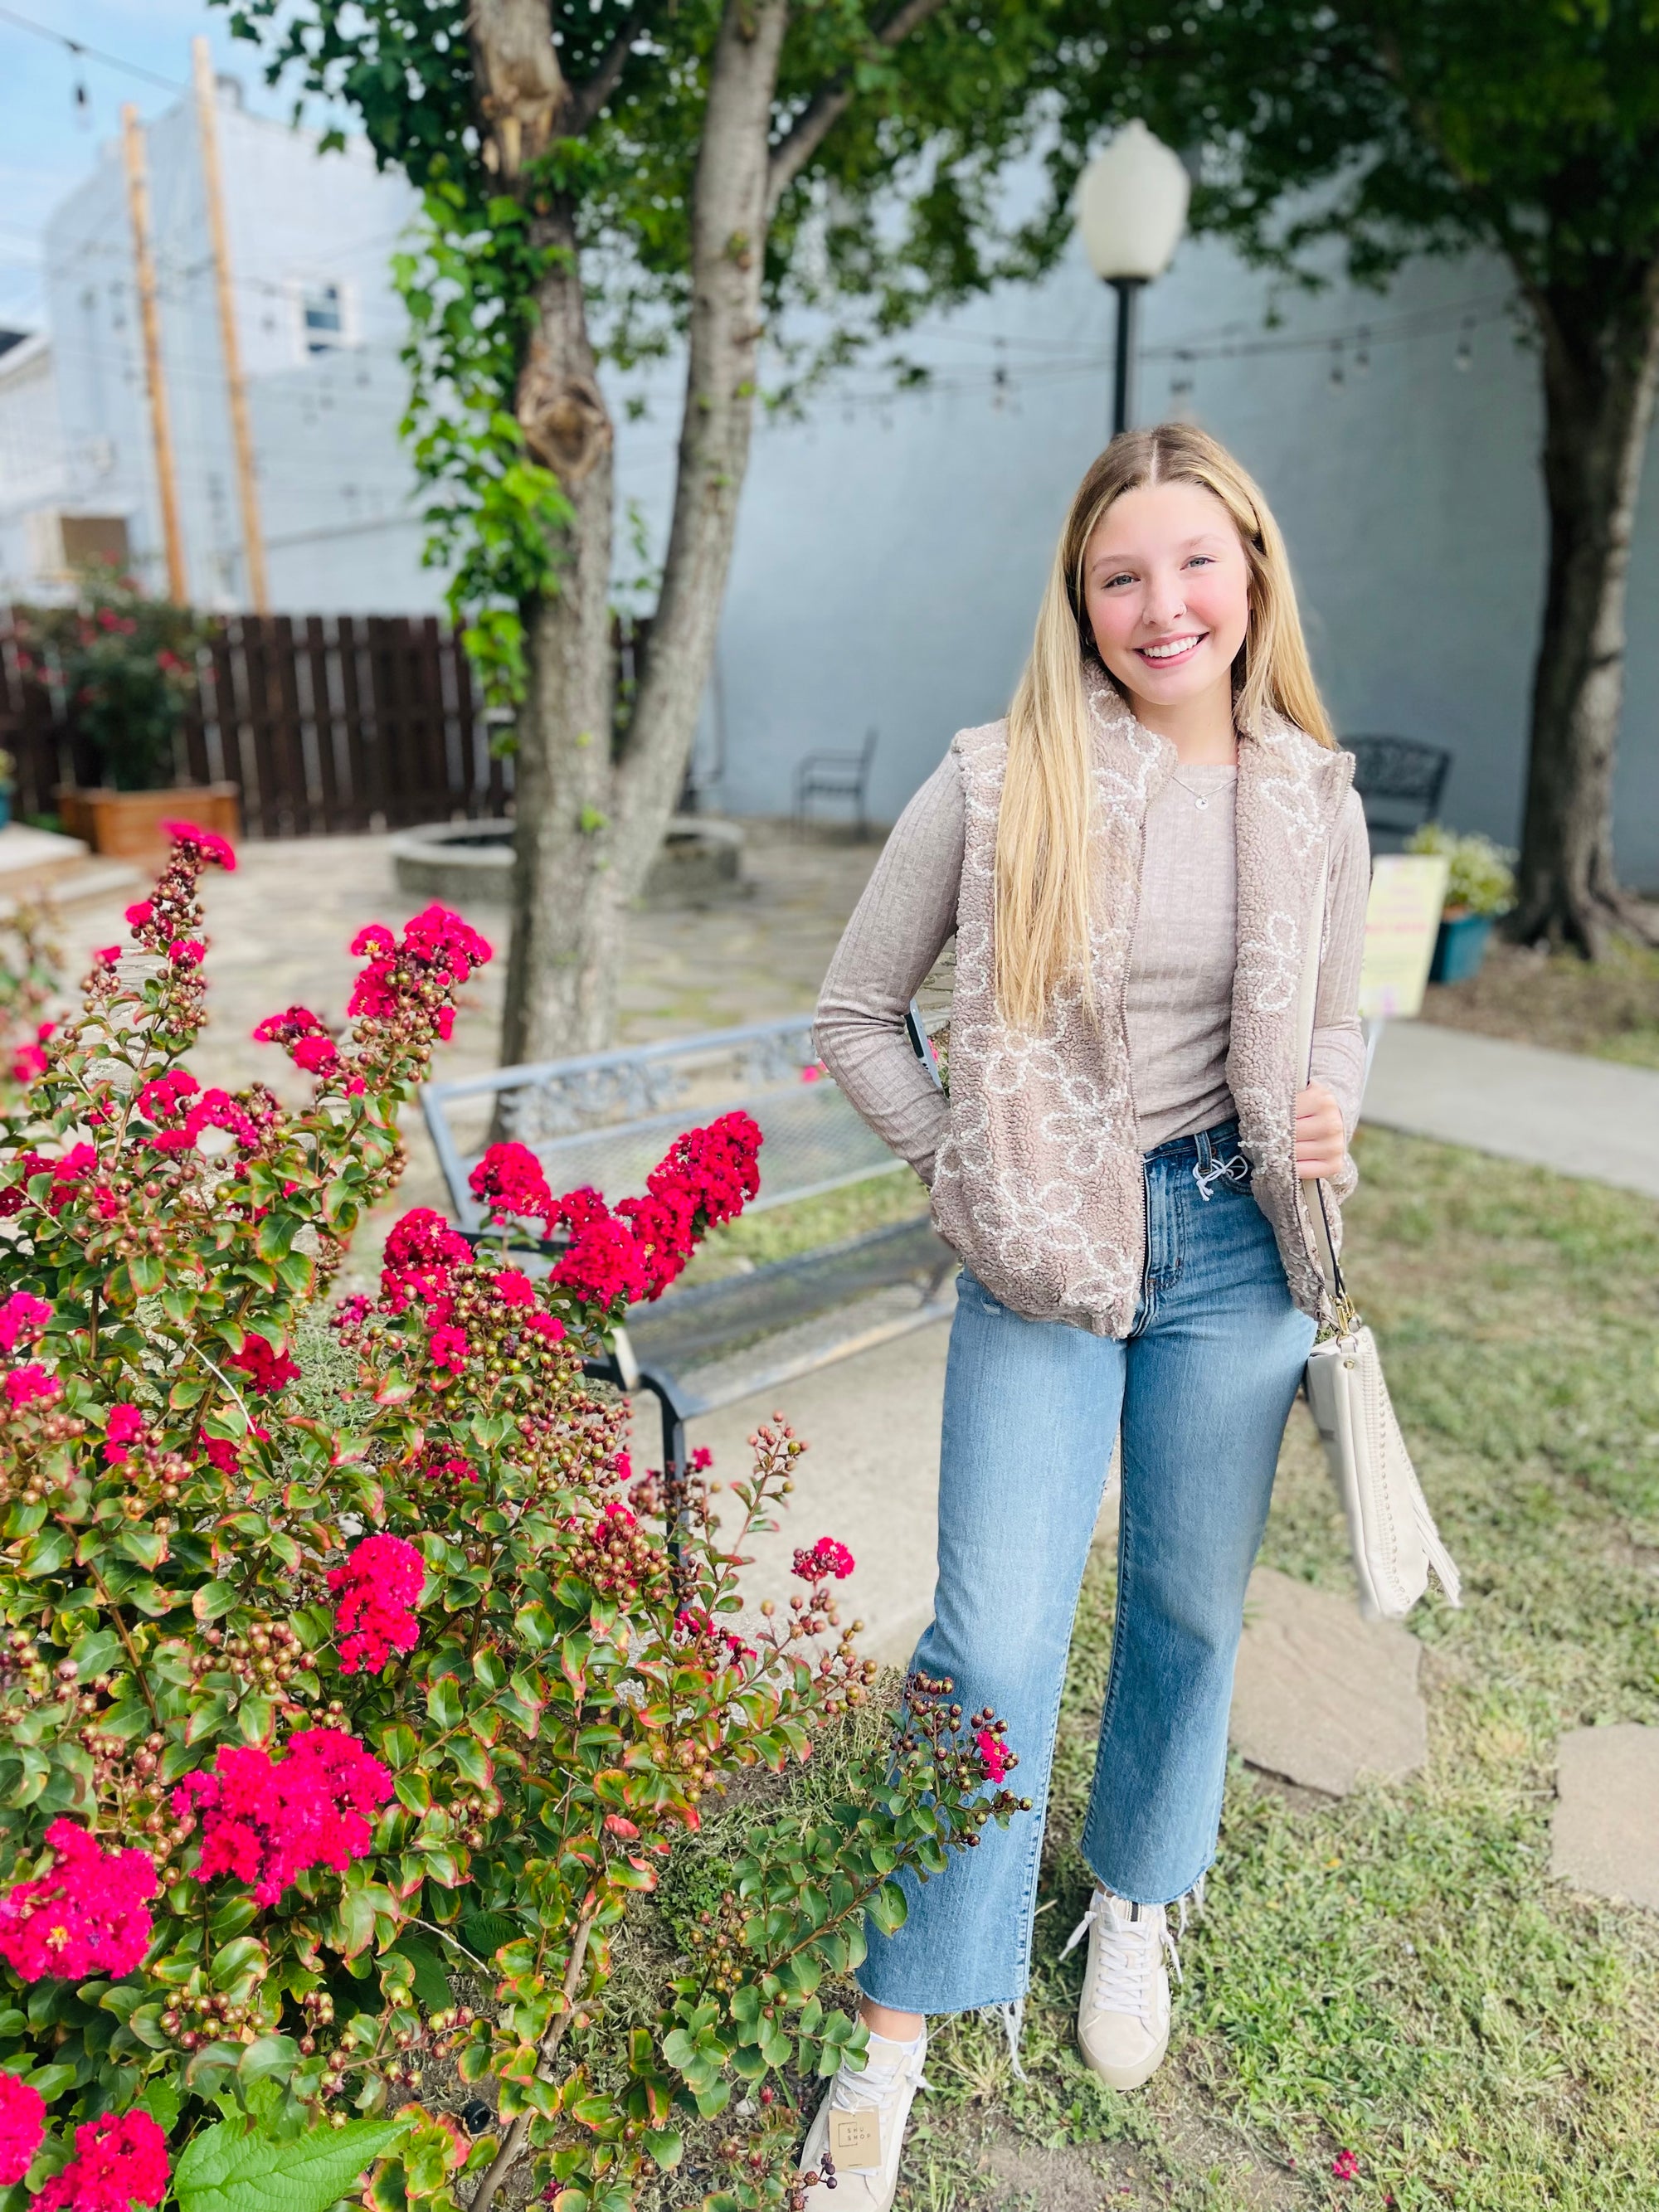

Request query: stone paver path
[
  {"left": 1550, "top": 1724, "right": 1659, "bottom": 1912},
  {"left": 1365, "top": 1019, "right": 1659, "bottom": 1200},
  {"left": 1229, "top": 1565, "right": 1428, "bottom": 1798}
]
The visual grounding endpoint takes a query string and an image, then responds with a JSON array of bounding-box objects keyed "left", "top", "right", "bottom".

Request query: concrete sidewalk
[{"left": 1364, "top": 1020, "right": 1659, "bottom": 1199}]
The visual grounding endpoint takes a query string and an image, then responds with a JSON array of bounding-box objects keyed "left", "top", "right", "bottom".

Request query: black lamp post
[{"left": 1077, "top": 123, "right": 1191, "bottom": 438}]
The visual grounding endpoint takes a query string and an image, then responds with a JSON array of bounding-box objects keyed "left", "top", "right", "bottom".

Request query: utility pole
[
  {"left": 192, "top": 38, "right": 268, "bottom": 614},
  {"left": 120, "top": 103, "right": 187, "bottom": 603}
]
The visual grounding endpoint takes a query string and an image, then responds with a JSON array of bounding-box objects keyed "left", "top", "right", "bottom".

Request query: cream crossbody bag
[{"left": 1295, "top": 858, "right": 1462, "bottom": 1621}]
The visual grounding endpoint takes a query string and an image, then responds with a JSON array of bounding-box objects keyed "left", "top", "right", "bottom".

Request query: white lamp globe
[{"left": 1076, "top": 120, "right": 1191, "bottom": 283}]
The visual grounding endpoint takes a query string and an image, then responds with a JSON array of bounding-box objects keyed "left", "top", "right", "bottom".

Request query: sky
[{"left": 0, "top": 0, "right": 338, "bottom": 334}]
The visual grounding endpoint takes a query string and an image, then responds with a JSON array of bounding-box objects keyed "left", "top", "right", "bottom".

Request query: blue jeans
[{"left": 858, "top": 1121, "right": 1316, "bottom": 2015}]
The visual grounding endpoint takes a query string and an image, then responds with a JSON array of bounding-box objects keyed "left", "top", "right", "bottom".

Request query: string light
[
  {"left": 0, "top": 4, "right": 185, "bottom": 93},
  {"left": 990, "top": 335, "right": 1010, "bottom": 412}
]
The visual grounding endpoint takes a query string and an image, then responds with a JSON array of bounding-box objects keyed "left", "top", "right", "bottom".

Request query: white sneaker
[
  {"left": 1063, "top": 1884, "right": 1180, "bottom": 2091},
  {"left": 797, "top": 2025, "right": 928, "bottom": 2210}
]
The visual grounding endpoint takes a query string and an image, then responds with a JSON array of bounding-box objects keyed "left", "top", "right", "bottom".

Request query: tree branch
[
  {"left": 766, "top": 0, "right": 952, "bottom": 217},
  {"left": 566, "top": 0, "right": 662, "bottom": 134},
  {"left": 467, "top": 1905, "right": 601, "bottom": 2212}
]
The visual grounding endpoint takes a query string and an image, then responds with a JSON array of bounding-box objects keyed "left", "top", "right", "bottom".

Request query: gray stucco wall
[{"left": 617, "top": 232, "right": 1659, "bottom": 888}]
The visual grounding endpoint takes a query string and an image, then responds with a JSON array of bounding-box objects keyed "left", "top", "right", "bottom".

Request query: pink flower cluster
[
  {"left": 368, "top": 1208, "right": 562, "bottom": 1381},
  {"left": 104, "top": 1403, "right": 146, "bottom": 1467},
  {"left": 381, "top": 1208, "right": 473, "bottom": 1305},
  {"left": 0, "top": 1291, "right": 51, "bottom": 1355},
  {"left": 0, "top": 1820, "right": 156, "bottom": 1982},
  {"left": 540, "top": 1111, "right": 764, "bottom": 1313},
  {"left": 0, "top": 2070, "right": 45, "bottom": 2187},
  {"left": 469, "top": 1140, "right": 552, "bottom": 1225},
  {"left": 199, "top": 1423, "right": 268, "bottom": 1475},
  {"left": 159, "top": 819, "right": 236, "bottom": 872},
  {"left": 3, "top": 1364, "right": 61, "bottom": 1410},
  {"left": 252, "top": 1004, "right": 340, "bottom": 1078},
  {"left": 11, "top": 1019, "right": 53, "bottom": 1085},
  {"left": 173, "top": 1729, "right": 392, "bottom": 1906},
  {"left": 134, "top": 1070, "right": 269, "bottom": 1157},
  {"left": 463, "top": 1114, "right": 762, "bottom": 1315},
  {"left": 792, "top": 1537, "right": 855, "bottom": 1583},
  {"left": 222, "top": 1333, "right": 301, "bottom": 1395},
  {"left": 348, "top": 905, "right": 491, "bottom": 1042},
  {"left": 0, "top": 1145, "right": 102, "bottom": 1219},
  {"left": 1331, "top": 2150, "right": 1360, "bottom": 2181},
  {"left": 975, "top": 1729, "right": 1012, "bottom": 1785},
  {"left": 36, "top": 2109, "right": 169, "bottom": 2212},
  {"left": 328, "top": 1533, "right": 426, "bottom": 1674}
]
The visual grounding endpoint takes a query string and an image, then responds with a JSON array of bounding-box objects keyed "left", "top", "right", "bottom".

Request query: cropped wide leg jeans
[{"left": 857, "top": 1121, "right": 1316, "bottom": 2017}]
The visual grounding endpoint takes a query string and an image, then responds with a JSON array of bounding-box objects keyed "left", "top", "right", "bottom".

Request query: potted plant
[
  {"left": 0, "top": 747, "right": 13, "bottom": 832},
  {"left": 1408, "top": 822, "right": 1517, "bottom": 983},
  {"left": 11, "top": 571, "right": 238, "bottom": 860}
]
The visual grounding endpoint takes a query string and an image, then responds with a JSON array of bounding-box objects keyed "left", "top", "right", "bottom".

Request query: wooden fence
[{"left": 0, "top": 613, "right": 514, "bottom": 839}]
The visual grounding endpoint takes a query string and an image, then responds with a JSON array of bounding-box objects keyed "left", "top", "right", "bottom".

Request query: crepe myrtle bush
[{"left": 0, "top": 827, "right": 1024, "bottom": 2212}]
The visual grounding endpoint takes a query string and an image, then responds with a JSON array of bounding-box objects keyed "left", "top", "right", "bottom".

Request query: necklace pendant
[{"left": 1194, "top": 795, "right": 1209, "bottom": 809}]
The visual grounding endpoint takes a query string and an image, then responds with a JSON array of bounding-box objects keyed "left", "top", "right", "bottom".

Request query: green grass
[{"left": 641, "top": 1128, "right": 1659, "bottom": 2208}]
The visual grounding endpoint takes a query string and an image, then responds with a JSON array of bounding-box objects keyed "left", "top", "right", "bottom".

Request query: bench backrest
[{"left": 421, "top": 1012, "right": 935, "bottom": 1236}]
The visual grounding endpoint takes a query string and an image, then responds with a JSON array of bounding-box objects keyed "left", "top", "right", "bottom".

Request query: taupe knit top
[{"left": 817, "top": 746, "right": 1370, "bottom": 1184}]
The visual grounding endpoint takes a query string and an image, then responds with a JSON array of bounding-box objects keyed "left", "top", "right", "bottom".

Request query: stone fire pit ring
[{"left": 388, "top": 815, "right": 747, "bottom": 909}]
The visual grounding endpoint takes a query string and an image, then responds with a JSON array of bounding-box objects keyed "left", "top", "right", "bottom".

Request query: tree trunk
[
  {"left": 499, "top": 192, "right": 623, "bottom": 1063},
  {"left": 610, "top": 0, "right": 791, "bottom": 875},
  {"left": 1512, "top": 268, "right": 1659, "bottom": 955},
  {"left": 496, "top": 0, "right": 790, "bottom": 1067}
]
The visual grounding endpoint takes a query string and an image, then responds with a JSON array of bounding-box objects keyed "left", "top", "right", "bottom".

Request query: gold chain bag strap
[{"left": 1294, "top": 854, "right": 1462, "bottom": 1621}]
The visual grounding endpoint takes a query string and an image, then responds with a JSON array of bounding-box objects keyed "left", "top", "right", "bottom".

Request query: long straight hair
[{"left": 995, "top": 424, "right": 1334, "bottom": 1033}]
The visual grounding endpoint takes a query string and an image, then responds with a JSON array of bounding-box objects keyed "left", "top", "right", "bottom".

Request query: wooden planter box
[{"left": 56, "top": 784, "right": 241, "bottom": 863}]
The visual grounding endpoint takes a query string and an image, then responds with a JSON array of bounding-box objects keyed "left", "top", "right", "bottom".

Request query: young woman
[{"left": 799, "top": 424, "right": 1369, "bottom": 2209}]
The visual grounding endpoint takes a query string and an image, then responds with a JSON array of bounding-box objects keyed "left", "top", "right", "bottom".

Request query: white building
[
  {"left": 2, "top": 93, "right": 1654, "bottom": 882},
  {"left": 0, "top": 79, "right": 437, "bottom": 614},
  {"left": 631, "top": 235, "right": 1659, "bottom": 886}
]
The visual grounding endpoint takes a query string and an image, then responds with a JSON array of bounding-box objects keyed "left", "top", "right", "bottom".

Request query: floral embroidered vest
[{"left": 929, "top": 662, "right": 1356, "bottom": 1337}]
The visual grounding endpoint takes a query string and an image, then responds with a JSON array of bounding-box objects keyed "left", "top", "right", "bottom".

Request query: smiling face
[{"left": 1080, "top": 479, "right": 1253, "bottom": 736}]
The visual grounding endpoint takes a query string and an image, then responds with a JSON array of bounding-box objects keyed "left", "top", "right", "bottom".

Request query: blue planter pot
[
  {"left": 1430, "top": 911, "right": 1494, "bottom": 984},
  {"left": 0, "top": 789, "right": 11, "bottom": 831}
]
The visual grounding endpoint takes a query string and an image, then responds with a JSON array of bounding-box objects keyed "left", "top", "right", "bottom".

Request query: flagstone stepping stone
[
  {"left": 1551, "top": 1724, "right": 1659, "bottom": 1911},
  {"left": 1228, "top": 1566, "right": 1428, "bottom": 1798}
]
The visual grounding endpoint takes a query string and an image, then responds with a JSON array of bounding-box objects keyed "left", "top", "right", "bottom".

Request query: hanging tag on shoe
[{"left": 829, "top": 2110, "right": 881, "bottom": 2166}]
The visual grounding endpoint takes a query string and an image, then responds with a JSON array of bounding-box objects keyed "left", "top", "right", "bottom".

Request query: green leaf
[
  {"left": 192, "top": 1581, "right": 241, "bottom": 1623},
  {"left": 383, "top": 1937, "right": 452, "bottom": 2012},
  {"left": 22, "top": 2062, "right": 77, "bottom": 2099},
  {"left": 137, "top": 2077, "right": 182, "bottom": 2133},
  {"left": 70, "top": 1626, "right": 124, "bottom": 1679},
  {"left": 426, "top": 1678, "right": 462, "bottom": 1729},
  {"left": 643, "top": 2127, "right": 683, "bottom": 2171},
  {"left": 459, "top": 1911, "right": 517, "bottom": 1959},
  {"left": 238, "top": 2034, "right": 299, "bottom": 2085},
  {"left": 173, "top": 2115, "right": 412, "bottom": 2212}
]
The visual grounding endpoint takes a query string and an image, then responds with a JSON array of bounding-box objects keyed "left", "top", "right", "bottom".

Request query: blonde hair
[{"left": 995, "top": 423, "right": 1334, "bottom": 1032}]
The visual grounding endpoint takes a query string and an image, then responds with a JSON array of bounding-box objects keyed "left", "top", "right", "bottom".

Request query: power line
[{"left": 0, "top": 4, "right": 187, "bottom": 93}]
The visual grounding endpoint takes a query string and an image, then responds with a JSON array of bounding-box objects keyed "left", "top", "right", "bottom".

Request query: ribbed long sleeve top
[{"left": 815, "top": 749, "right": 1370, "bottom": 1185}]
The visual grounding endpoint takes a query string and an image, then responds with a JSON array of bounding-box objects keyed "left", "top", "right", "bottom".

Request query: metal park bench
[
  {"left": 421, "top": 1010, "right": 956, "bottom": 1477},
  {"left": 1345, "top": 734, "right": 1452, "bottom": 849}
]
